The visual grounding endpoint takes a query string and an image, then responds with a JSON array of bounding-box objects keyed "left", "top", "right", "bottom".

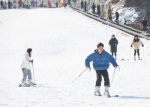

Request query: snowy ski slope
[{"left": 0, "top": 8, "right": 150, "bottom": 107}]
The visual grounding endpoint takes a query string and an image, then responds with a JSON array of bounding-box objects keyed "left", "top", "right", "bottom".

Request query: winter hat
[{"left": 134, "top": 35, "right": 138, "bottom": 39}]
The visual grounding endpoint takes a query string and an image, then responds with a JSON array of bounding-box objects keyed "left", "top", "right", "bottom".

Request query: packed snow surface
[{"left": 0, "top": 7, "right": 150, "bottom": 107}]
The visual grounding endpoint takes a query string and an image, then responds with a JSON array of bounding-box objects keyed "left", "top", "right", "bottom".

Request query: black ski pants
[
  {"left": 96, "top": 70, "right": 110, "bottom": 86},
  {"left": 143, "top": 26, "right": 147, "bottom": 32},
  {"left": 134, "top": 49, "right": 140, "bottom": 56},
  {"left": 112, "top": 52, "right": 116, "bottom": 57}
]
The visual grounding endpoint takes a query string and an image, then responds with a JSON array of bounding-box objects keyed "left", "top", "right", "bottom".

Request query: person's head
[
  {"left": 134, "top": 35, "right": 139, "bottom": 42},
  {"left": 111, "top": 34, "right": 115, "bottom": 38},
  {"left": 27, "top": 48, "right": 32, "bottom": 57},
  {"left": 97, "top": 43, "right": 104, "bottom": 54},
  {"left": 143, "top": 17, "right": 146, "bottom": 20}
]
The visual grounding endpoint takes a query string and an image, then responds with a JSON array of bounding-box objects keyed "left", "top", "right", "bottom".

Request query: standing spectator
[
  {"left": 3, "top": 1, "right": 6, "bottom": 9},
  {"left": 92, "top": 3, "right": 96, "bottom": 14},
  {"left": 68, "top": 0, "right": 70, "bottom": 5},
  {"left": 40, "top": 0, "right": 43, "bottom": 7},
  {"left": 105, "top": 8, "right": 109, "bottom": 19},
  {"left": 24, "top": 0, "right": 28, "bottom": 8},
  {"left": 31, "top": 0, "right": 34, "bottom": 7},
  {"left": 81, "top": 0, "right": 83, "bottom": 10},
  {"left": 18, "top": 0, "right": 22, "bottom": 8},
  {"left": 1, "top": 0, "right": 4, "bottom": 9},
  {"left": 63, "top": 0, "right": 67, "bottom": 8},
  {"left": 109, "top": 34, "right": 118, "bottom": 60},
  {"left": 58, "top": 0, "right": 62, "bottom": 7},
  {"left": 97, "top": 4, "right": 101, "bottom": 17},
  {"left": 47, "top": 0, "right": 51, "bottom": 8},
  {"left": 8, "top": 0, "right": 12, "bottom": 9},
  {"left": 55, "top": 1, "right": 58, "bottom": 7},
  {"left": 108, "top": 8, "right": 112, "bottom": 22},
  {"left": 131, "top": 35, "right": 144, "bottom": 60},
  {"left": 115, "top": 11, "right": 119, "bottom": 23},
  {"left": 13, "top": 0, "right": 17, "bottom": 8},
  {"left": 84, "top": 1, "right": 86, "bottom": 12},
  {"left": 142, "top": 17, "right": 148, "bottom": 34}
]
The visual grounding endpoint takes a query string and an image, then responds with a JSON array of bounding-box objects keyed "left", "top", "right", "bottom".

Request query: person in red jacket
[
  {"left": 18, "top": 0, "right": 22, "bottom": 7},
  {"left": 47, "top": 0, "right": 51, "bottom": 8},
  {"left": 63, "top": 0, "right": 67, "bottom": 8}
]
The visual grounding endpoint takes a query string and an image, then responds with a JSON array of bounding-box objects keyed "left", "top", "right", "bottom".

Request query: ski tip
[
  {"left": 18, "top": 84, "right": 22, "bottom": 87},
  {"left": 113, "top": 95, "right": 119, "bottom": 97},
  {"left": 115, "top": 95, "right": 119, "bottom": 97}
]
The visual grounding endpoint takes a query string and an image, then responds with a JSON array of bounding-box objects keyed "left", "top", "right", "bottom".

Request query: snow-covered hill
[{"left": 0, "top": 8, "right": 150, "bottom": 107}]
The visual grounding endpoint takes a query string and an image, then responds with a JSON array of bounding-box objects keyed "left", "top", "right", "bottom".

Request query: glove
[
  {"left": 29, "top": 60, "right": 33, "bottom": 63},
  {"left": 87, "top": 66, "right": 91, "bottom": 71},
  {"left": 142, "top": 44, "right": 144, "bottom": 47},
  {"left": 131, "top": 45, "right": 133, "bottom": 47}
]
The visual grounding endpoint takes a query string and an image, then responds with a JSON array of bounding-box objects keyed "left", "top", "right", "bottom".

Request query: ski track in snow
[{"left": 0, "top": 8, "right": 150, "bottom": 107}]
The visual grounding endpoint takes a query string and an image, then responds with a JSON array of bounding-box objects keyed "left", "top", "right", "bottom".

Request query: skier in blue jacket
[{"left": 85, "top": 42, "right": 118, "bottom": 97}]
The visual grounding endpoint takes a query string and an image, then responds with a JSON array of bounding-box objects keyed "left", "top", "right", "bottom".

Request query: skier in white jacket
[{"left": 21, "top": 48, "right": 35, "bottom": 86}]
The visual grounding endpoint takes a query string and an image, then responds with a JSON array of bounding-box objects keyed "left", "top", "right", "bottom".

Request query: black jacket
[
  {"left": 81, "top": 1, "right": 83, "bottom": 8},
  {"left": 115, "top": 12, "right": 119, "bottom": 18},
  {"left": 142, "top": 20, "right": 148, "bottom": 26},
  {"left": 97, "top": 5, "right": 100, "bottom": 15},
  {"left": 8, "top": 1, "right": 12, "bottom": 8},
  {"left": 109, "top": 38, "right": 118, "bottom": 52},
  {"left": 1, "top": 1, "right": 3, "bottom": 6},
  {"left": 92, "top": 4, "right": 95, "bottom": 10}
]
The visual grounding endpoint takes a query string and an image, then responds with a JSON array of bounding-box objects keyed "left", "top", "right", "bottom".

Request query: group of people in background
[
  {"left": 0, "top": 0, "right": 67, "bottom": 9},
  {"left": 85, "top": 34, "right": 144, "bottom": 97},
  {"left": 109, "top": 34, "right": 144, "bottom": 61},
  {"left": 80, "top": 1, "right": 148, "bottom": 34}
]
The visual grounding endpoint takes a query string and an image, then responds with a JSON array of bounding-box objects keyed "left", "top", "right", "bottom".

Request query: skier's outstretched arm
[
  {"left": 108, "top": 54, "right": 118, "bottom": 68},
  {"left": 85, "top": 54, "right": 93, "bottom": 70}
]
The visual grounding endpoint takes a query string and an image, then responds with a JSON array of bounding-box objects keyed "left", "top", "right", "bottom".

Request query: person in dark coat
[
  {"left": 109, "top": 34, "right": 118, "bottom": 59},
  {"left": 1, "top": 0, "right": 4, "bottom": 9},
  {"left": 142, "top": 17, "right": 148, "bottom": 34},
  {"left": 55, "top": 1, "right": 58, "bottom": 7},
  {"left": 108, "top": 8, "right": 112, "bottom": 22},
  {"left": 81, "top": 0, "right": 83, "bottom": 10},
  {"left": 115, "top": 12, "right": 119, "bottom": 23},
  {"left": 92, "top": 3, "right": 96, "bottom": 14},
  {"left": 97, "top": 4, "right": 101, "bottom": 17},
  {"left": 84, "top": 1, "right": 86, "bottom": 12},
  {"left": 8, "top": 0, "right": 12, "bottom": 9}
]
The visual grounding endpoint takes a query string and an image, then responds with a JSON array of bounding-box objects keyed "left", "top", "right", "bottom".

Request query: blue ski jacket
[{"left": 85, "top": 49, "right": 117, "bottom": 70}]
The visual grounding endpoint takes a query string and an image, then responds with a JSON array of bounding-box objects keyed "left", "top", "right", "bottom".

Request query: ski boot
[
  {"left": 20, "top": 81, "right": 29, "bottom": 87},
  {"left": 134, "top": 56, "right": 136, "bottom": 61},
  {"left": 94, "top": 86, "right": 101, "bottom": 96},
  {"left": 28, "top": 79, "right": 36, "bottom": 85},
  {"left": 104, "top": 86, "right": 111, "bottom": 98},
  {"left": 138, "top": 56, "right": 140, "bottom": 60}
]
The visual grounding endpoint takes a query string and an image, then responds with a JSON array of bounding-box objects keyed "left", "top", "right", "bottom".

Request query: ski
[
  {"left": 112, "top": 95, "right": 119, "bottom": 97},
  {"left": 18, "top": 83, "right": 41, "bottom": 87}
]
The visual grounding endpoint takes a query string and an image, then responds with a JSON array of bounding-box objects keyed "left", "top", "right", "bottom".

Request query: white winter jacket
[{"left": 21, "top": 52, "right": 31, "bottom": 70}]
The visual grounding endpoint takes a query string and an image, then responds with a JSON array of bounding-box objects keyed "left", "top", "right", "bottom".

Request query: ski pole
[
  {"left": 143, "top": 47, "right": 145, "bottom": 60},
  {"left": 72, "top": 68, "right": 89, "bottom": 83},
  {"left": 111, "top": 68, "right": 117, "bottom": 85},
  {"left": 31, "top": 60, "right": 35, "bottom": 83}
]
